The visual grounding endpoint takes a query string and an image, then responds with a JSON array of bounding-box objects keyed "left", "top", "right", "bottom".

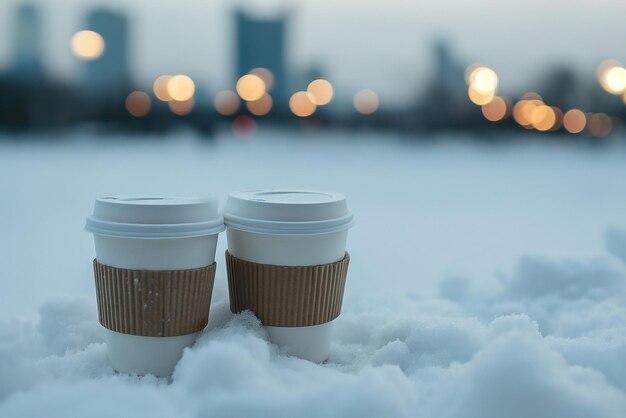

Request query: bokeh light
[
  {"left": 597, "top": 60, "right": 626, "bottom": 94},
  {"left": 307, "top": 79, "right": 334, "bottom": 105},
  {"left": 464, "top": 63, "right": 483, "bottom": 84},
  {"left": 232, "top": 115, "right": 256, "bottom": 138},
  {"left": 70, "top": 30, "right": 105, "bottom": 60},
  {"left": 249, "top": 68, "right": 274, "bottom": 90},
  {"left": 605, "top": 67, "right": 626, "bottom": 94},
  {"left": 469, "top": 67, "right": 498, "bottom": 94},
  {"left": 587, "top": 113, "right": 612, "bottom": 137},
  {"left": 468, "top": 85, "right": 495, "bottom": 105},
  {"left": 125, "top": 91, "right": 151, "bottom": 117},
  {"left": 550, "top": 107, "right": 563, "bottom": 131},
  {"left": 513, "top": 98, "right": 548, "bottom": 129},
  {"left": 563, "top": 109, "right": 586, "bottom": 134},
  {"left": 153, "top": 75, "right": 173, "bottom": 102},
  {"left": 481, "top": 96, "right": 508, "bottom": 122},
  {"left": 168, "top": 97, "right": 194, "bottom": 115},
  {"left": 528, "top": 100, "right": 548, "bottom": 128},
  {"left": 531, "top": 104, "right": 556, "bottom": 131},
  {"left": 246, "top": 93, "right": 273, "bottom": 116},
  {"left": 353, "top": 89, "right": 379, "bottom": 114},
  {"left": 214, "top": 90, "right": 240, "bottom": 116},
  {"left": 513, "top": 100, "right": 531, "bottom": 127},
  {"left": 236, "top": 74, "right": 266, "bottom": 101},
  {"left": 289, "top": 91, "right": 317, "bottom": 117},
  {"left": 167, "top": 75, "right": 195, "bottom": 102}
]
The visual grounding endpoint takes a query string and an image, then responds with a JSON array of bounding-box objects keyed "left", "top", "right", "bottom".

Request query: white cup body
[
  {"left": 226, "top": 228, "right": 347, "bottom": 266},
  {"left": 226, "top": 228, "right": 347, "bottom": 362},
  {"left": 96, "top": 234, "right": 218, "bottom": 376},
  {"left": 94, "top": 234, "right": 218, "bottom": 271},
  {"left": 105, "top": 330, "right": 198, "bottom": 377}
]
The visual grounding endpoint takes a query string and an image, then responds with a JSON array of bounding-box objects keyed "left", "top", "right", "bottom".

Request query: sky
[{"left": 1, "top": 0, "right": 626, "bottom": 103}]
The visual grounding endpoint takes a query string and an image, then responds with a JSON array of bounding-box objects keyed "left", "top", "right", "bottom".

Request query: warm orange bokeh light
[
  {"left": 153, "top": 75, "right": 173, "bottom": 102},
  {"left": 289, "top": 91, "right": 317, "bottom": 117},
  {"left": 522, "top": 100, "right": 544, "bottom": 125},
  {"left": 513, "top": 100, "right": 531, "bottom": 127},
  {"left": 598, "top": 60, "right": 626, "bottom": 94},
  {"left": 125, "top": 91, "right": 151, "bottom": 117},
  {"left": 249, "top": 68, "right": 274, "bottom": 90},
  {"left": 353, "top": 89, "right": 379, "bottom": 114},
  {"left": 469, "top": 67, "right": 498, "bottom": 94},
  {"left": 236, "top": 74, "right": 266, "bottom": 101},
  {"left": 513, "top": 98, "right": 550, "bottom": 129},
  {"left": 214, "top": 90, "right": 240, "bottom": 116},
  {"left": 563, "top": 109, "right": 586, "bottom": 134},
  {"left": 481, "top": 96, "right": 508, "bottom": 122},
  {"left": 464, "top": 63, "right": 483, "bottom": 85},
  {"left": 468, "top": 85, "right": 494, "bottom": 105},
  {"left": 168, "top": 97, "right": 194, "bottom": 115},
  {"left": 605, "top": 67, "right": 626, "bottom": 94},
  {"left": 531, "top": 105, "right": 556, "bottom": 131},
  {"left": 307, "top": 79, "right": 334, "bottom": 105},
  {"left": 167, "top": 75, "right": 195, "bottom": 102},
  {"left": 246, "top": 93, "right": 273, "bottom": 116},
  {"left": 70, "top": 30, "right": 105, "bottom": 60}
]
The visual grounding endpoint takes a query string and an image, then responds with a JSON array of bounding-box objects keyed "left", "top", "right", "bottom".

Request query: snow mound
[{"left": 2, "top": 230, "right": 626, "bottom": 418}]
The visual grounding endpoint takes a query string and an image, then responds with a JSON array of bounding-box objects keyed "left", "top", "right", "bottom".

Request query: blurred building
[
  {"left": 0, "top": 4, "right": 78, "bottom": 130},
  {"left": 419, "top": 39, "right": 472, "bottom": 129},
  {"left": 10, "top": 4, "right": 44, "bottom": 82},
  {"left": 83, "top": 9, "right": 130, "bottom": 95},
  {"left": 235, "top": 11, "right": 288, "bottom": 103},
  {"left": 432, "top": 39, "right": 465, "bottom": 93}
]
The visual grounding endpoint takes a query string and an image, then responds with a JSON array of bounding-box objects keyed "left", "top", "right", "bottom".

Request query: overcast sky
[{"left": 1, "top": 0, "right": 626, "bottom": 103}]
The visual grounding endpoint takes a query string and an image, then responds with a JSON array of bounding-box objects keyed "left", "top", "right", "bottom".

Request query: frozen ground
[{"left": 1, "top": 129, "right": 626, "bottom": 417}]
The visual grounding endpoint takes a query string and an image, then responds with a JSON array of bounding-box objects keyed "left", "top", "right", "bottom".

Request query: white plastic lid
[
  {"left": 223, "top": 190, "right": 354, "bottom": 235},
  {"left": 85, "top": 196, "right": 224, "bottom": 239}
]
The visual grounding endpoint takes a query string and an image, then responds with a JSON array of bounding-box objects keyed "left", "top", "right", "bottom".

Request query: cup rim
[
  {"left": 85, "top": 216, "right": 225, "bottom": 239},
  {"left": 224, "top": 211, "right": 354, "bottom": 235}
]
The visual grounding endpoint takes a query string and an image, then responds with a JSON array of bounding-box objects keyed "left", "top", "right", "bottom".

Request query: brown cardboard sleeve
[
  {"left": 225, "top": 251, "right": 350, "bottom": 327},
  {"left": 93, "top": 260, "right": 216, "bottom": 337}
]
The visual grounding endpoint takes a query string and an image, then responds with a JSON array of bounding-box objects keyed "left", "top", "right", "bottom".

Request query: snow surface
[{"left": 1, "top": 129, "right": 626, "bottom": 417}]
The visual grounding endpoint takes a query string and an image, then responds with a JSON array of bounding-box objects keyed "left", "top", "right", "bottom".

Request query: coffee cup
[
  {"left": 223, "top": 190, "right": 353, "bottom": 362},
  {"left": 85, "top": 196, "right": 224, "bottom": 376}
]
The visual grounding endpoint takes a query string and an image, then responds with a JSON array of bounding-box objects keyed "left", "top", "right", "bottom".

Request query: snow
[{"left": 1, "top": 129, "right": 626, "bottom": 417}]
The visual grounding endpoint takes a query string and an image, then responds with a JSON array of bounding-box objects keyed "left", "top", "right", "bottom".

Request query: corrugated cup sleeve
[
  {"left": 226, "top": 251, "right": 349, "bottom": 327},
  {"left": 93, "top": 260, "right": 216, "bottom": 337}
]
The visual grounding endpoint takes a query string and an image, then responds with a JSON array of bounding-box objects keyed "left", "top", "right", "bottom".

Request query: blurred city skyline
[{"left": 2, "top": 0, "right": 626, "bottom": 104}]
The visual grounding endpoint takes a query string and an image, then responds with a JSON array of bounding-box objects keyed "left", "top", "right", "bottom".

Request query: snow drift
[{"left": 1, "top": 229, "right": 625, "bottom": 418}]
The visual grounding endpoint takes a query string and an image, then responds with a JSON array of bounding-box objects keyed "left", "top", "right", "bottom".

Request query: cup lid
[
  {"left": 223, "top": 189, "right": 354, "bottom": 235},
  {"left": 85, "top": 196, "right": 224, "bottom": 239}
]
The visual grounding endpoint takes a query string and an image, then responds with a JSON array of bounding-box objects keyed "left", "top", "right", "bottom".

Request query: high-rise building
[
  {"left": 10, "top": 4, "right": 44, "bottom": 81},
  {"left": 235, "top": 11, "right": 288, "bottom": 103},
  {"left": 418, "top": 38, "right": 469, "bottom": 129},
  {"left": 432, "top": 39, "right": 465, "bottom": 94},
  {"left": 83, "top": 9, "right": 130, "bottom": 95}
]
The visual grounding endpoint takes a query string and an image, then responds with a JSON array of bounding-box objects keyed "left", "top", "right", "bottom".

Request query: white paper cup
[
  {"left": 85, "top": 196, "right": 224, "bottom": 376},
  {"left": 224, "top": 190, "right": 353, "bottom": 362}
]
